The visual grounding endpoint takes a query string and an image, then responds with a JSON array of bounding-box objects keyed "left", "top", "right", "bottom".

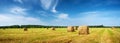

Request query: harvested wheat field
[{"left": 0, "top": 28, "right": 120, "bottom": 43}]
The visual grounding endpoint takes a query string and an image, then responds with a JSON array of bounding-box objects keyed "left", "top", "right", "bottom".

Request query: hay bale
[
  {"left": 111, "top": 27, "right": 115, "bottom": 29},
  {"left": 74, "top": 26, "right": 78, "bottom": 30},
  {"left": 78, "top": 26, "right": 89, "bottom": 35},
  {"left": 46, "top": 28, "right": 49, "bottom": 30},
  {"left": 24, "top": 27, "right": 28, "bottom": 31},
  {"left": 67, "top": 26, "right": 75, "bottom": 32},
  {"left": 51, "top": 27, "right": 55, "bottom": 30}
]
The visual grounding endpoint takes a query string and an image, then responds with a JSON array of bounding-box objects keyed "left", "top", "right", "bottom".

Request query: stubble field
[{"left": 0, "top": 28, "right": 120, "bottom": 43}]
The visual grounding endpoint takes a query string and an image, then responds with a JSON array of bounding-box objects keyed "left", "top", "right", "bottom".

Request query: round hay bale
[
  {"left": 78, "top": 26, "right": 89, "bottom": 35},
  {"left": 67, "top": 26, "right": 75, "bottom": 32},
  {"left": 24, "top": 27, "right": 28, "bottom": 31},
  {"left": 51, "top": 27, "right": 55, "bottom": 30},
  {"left": 46, "top": 28, "right": 49, "bottom": 30},
  {"left": 111, "top": 27, "right": 115, "bottom": 29}
]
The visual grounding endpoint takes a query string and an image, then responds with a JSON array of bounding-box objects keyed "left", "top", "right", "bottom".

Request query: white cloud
[
  {"left": 0, "top": 14, "right": 45, "bottom": 26},
  {"left": 57, "top": 13, "right": 69, "bottom": 19},
  {"left": 40, "top": 0, "right": 53, "bottom": 10},
  {"left": 14, "top": 0, "right": 23, "bottom": 4},
  {"left": 76, "top": 11, "right": 120, "bottom": 26},
  {"left": 49, "top": 11, "right": 120, "bottom": 26},
  {"left": 40, "top": 0, "right": 59, "bottom": 13},
  {"left": 50, "top": 13, "right": 71, "bottom": 26},
  {"left": 51, "top": 9, "right": 57, "bottom": 13},
  {"left": 51, "top": 0, "right": 58, "bottom": 13},
  {"left": 10, "top": 7, "right": 26, "bottom": 15},
  {"left": 37, "top": 11, "right": 48, "bottom": 17}
]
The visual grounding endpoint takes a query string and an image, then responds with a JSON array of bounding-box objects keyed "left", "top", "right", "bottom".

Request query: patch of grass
[{"left": 108, "top": 29, "right": 114, "bottom": 36}]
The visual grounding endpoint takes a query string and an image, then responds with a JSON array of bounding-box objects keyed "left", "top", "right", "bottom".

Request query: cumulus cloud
[
  {"left": 57, "top": 13, "right": 69, "bottom": 19},
  {"left": 40, "top": 0, "right": 59, "bottom": 13},
  {"left": 10, "top": 7, "right": 27, "bottom": 15}
]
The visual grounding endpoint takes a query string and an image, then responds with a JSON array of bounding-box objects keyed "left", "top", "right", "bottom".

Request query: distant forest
[{"left": 0, "top": 25, "right": 120, "bottom": 28}]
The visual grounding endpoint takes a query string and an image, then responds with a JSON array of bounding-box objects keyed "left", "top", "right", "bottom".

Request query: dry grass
[{"left": 0, "top": 28, "right": 120, "bottom": 43}]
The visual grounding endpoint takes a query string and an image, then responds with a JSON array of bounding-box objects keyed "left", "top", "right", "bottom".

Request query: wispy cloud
[
  {"left": 49, "top": 11, "right": 120, "bottom": 26},
  {"left": 0, "top": 6, "right": 46, "bottom": 26},
  {"left": 14, "top": 0, "right": 23, "bottom": 4},
  {"left": 40, "top": 0, "right": 53, "bottom": 10},
  {"left": 37, "top": 11, "right": 48, "bottom": 17},
  {"left": 40, "top": 0, "right": 59, "bottom": 13},
  {"left": 77, "top": 11, "right": 120, "bottom": 26},
  {"left": 54, "top": 13, "right": 69, "bottom": 22},
  {"left": 0, "top": 14, "right": 45, "bottom": 26},
  {"left": 80, "top": 11, "right": 120, "bottom": 18},
  {"left": 57, "top": 13, "right": 69, "bottom": 19},
  {"left": 50, "top": 0, "right": 59, "bottom": 13},
  {"left": 10, "top": 6, "right": 27, "bottom": 15}
]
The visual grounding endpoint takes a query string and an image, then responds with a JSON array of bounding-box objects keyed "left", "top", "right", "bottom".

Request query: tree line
[
  {"left": 0, "top": 25, "right": 120, "bottom": 29},
  {"left": 0, "top": 25, "right": 67, "bottom": 28}
]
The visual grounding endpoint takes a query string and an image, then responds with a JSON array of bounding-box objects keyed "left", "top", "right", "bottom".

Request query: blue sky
[{"left": 0, "top": 0, "right": 120, "bottom": 26}]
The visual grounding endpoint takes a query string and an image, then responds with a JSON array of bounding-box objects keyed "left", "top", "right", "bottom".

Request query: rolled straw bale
[
  {"left": 78, "top": 26, "right": 89, "bottom": 35},
  {"left": 67, "top": 26, "right": 75, "bottom": 32},
  {"left": 51, "top": 27, "right": 55, "bottom": 30}
]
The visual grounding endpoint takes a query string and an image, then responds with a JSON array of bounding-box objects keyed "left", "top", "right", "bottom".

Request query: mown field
[{"left": 0, "top": 28, "right": 120, "bottom": 43}]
